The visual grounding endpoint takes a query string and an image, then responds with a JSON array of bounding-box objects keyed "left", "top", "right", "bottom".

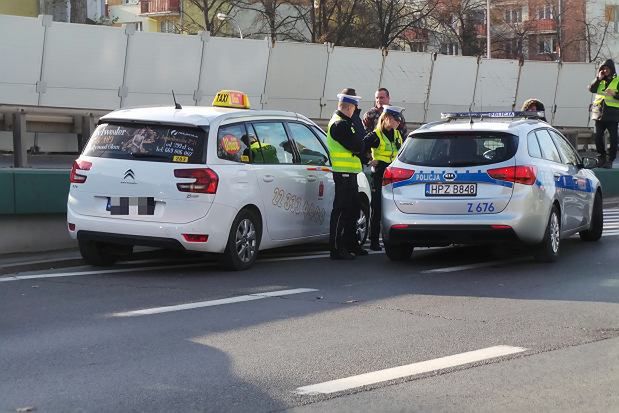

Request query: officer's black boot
[
  {"left": 350, "top": 246, "right": 368, "bottom": 256},
  {"left": 369, "top": 239, "right": 382, "bottom": 251}
]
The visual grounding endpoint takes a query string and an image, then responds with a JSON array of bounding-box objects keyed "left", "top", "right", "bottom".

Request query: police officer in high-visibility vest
[
  {"left": 589, "top": 59, "right": 619, "bottom": 169},
  {"left": 327, "top": 88, "right": 368, "bottom": 260},
  {"left": 363, "top": 106, "right": 404, "bottom": 251}
]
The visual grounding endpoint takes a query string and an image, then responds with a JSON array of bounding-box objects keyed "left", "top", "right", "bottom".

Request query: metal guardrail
[{"left": 0, "top": 105, "right": 110, "bottom": 167}]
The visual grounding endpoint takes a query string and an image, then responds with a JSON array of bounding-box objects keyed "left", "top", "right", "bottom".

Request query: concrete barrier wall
[{"left": 0, "top": 14, "right": 598, "bottom": 133}]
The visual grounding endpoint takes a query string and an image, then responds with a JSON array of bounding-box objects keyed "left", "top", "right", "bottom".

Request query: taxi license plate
[
  {"left": 425, "top": 183, "right": 477, "bottom": 196},
  {"left": 106, "top": 197, "right": 155, "bottom": 215}
]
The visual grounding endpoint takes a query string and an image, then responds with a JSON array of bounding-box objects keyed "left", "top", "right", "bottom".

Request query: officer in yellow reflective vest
[
  {"left": 589, "top": 59, "right": 619, "bottom": 168},
  {"left": 327, "top": 88, "right": 368, "bottom": 260},
  {"left": 363, "top": 106, "right": 404, "bottom": 251}
]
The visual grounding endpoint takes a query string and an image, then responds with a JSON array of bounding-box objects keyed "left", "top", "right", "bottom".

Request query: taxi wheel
[
  {"left": 579, "top": 191, "right": 603, "bottom": 242},
  {"left": 534, "top": 205, "right": 560, "bottom": 263},
  {"left": 79, "top": 240, "right": 132, "bottom": 266},
  {"left": 384, "top": 241, "right": 414, "bottom": 261},
  {"left": 356, "top": 199, "right": 369, "bottom": 246},
  {"left": 221, "top": 209, "right": 261, "bottom": 271}
]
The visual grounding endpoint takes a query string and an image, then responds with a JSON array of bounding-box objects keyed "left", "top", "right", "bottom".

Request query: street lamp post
[{"left": 216, "top": 12, "right": 243, "bottom": 39}]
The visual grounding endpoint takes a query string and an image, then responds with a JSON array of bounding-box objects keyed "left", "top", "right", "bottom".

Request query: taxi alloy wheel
[
  {"left": 356, "top": 199, "right": 369, "bottom": 246},
  {"left": 221, "top": 209, "right": 260, "bottom": 271},
  {"left": 535, "top": 205, "right": 560, "bottom": 263}
]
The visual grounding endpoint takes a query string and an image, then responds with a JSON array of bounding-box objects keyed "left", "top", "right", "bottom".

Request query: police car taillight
[
  {"left": 174, "top": 168, "right": 219, "bottom": 194},
  {"left": 383, "top": 167, "right": 415, "bottom": 186},
  {"left": 69, "top": 159, "right": 92, "bottom": 183},
  {"left": 487, "top": 165, "right": 537, "bottom": 185}
]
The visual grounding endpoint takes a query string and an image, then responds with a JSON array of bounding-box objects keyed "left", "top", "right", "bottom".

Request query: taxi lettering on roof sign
[{"left": 213, "top": 90, "right": 251, "bottom": 109}]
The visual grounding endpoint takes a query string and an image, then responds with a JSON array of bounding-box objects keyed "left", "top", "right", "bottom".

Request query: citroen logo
[{"left": 123, "top": 169, "right": 135, "bottom": 180}]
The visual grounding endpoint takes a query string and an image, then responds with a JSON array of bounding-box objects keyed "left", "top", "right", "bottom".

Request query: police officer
[
  {"left": 363, "top": 105, "right": 403, "bottom": 251},
  {"left": 327, "top": 88, "right": 368, "bottom": 260},
  {"left": 589, "top": 59, "right": 619, "bottom": 169}
]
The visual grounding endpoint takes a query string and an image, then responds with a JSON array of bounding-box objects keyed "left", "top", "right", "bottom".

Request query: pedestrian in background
[
  {"left": 363, "top": 106, "right": 404, "bottom": 251},
  {"left": 589, "top": 59, "right": 619, "bottom": 169},
  {"left": 521, "top": 98, "right": 547, "bottom": 122},
  {"left": 363, "top": 88, "right": 408, "bottom": 137},
  {"left": 327, "top": 88, "right": 369, "bottom": 260}
]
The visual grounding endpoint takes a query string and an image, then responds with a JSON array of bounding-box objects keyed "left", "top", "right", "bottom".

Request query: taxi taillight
[
  {"left": 174, "top": 168, "right": 219, "bottom": 194},
  {"left": 487, "top": 165, "right": 537, "bottom": 185},
  {"left": 383, "top": 167, "right": 415, "bottom": 186},
  {"left": 69, "top": 160, "right": 92, "bottom": 183}
]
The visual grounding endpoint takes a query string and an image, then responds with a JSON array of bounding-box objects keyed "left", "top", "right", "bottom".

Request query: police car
[
  {"left": 67, "top": 91, "right": 371, "bottom": 270},
  {"left": 381, "top": 111, "right": 603, "bottom": 262}
]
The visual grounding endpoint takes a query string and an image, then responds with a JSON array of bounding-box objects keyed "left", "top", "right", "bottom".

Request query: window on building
[
  {"left": 410, "top": 42, "right": 427, "bottom": 52},
  {"left": 606, "top": 5, "right": 619, "bottom": 33},
  {"left": 504, "top": 8, "right": 522, "bottom": 23},
  {"left": 538, "top": 4, "right": 553, "bottom": 20},
  {"left": 160, "top": 20, "right": 176, "bottom": 33},
  {"left": 538, "top": 36, "right": 557, "bottom": 54},
  {"left": 441, "top": 42, "right": 459, "bottom": 55}
]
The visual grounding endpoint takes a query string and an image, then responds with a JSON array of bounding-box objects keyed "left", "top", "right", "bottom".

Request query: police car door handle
[
  {"left": 307, "top": 174, "right": 317, "bottom": 182},
  {"left": 262, "top": 175, "right": 275, "bottom": 182}
]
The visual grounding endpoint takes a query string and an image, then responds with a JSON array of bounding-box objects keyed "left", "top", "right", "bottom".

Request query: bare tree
[
  {"left": 293, "top": 0, "right": 366, "bottom": 45},
  {"left": 366, "top": 0, "right": 438, "bottom": 49},
  {"left": 180, "top": 0, "right": 237, "bottom": 35},
  {"left": 235, "top": 0, "right": 309, "bottom": 43},
  {"left": 69, "top": 0, "right": 88, "bottom": 23},
  {"left": 428, "top": 0, "right": 486, "bottom": 56}
]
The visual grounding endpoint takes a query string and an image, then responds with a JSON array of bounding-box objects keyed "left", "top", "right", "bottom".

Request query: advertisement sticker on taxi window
[{"left": 221, "top": 135, "right": 241, "bottom": 154}]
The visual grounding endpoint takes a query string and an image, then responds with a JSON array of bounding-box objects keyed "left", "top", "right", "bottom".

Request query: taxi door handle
[
  {"left": 262, "top": 175, "right": 274, "bottom": 182},
  {"left": 307, "top": 174, "right": 317, "bottom": 182}
]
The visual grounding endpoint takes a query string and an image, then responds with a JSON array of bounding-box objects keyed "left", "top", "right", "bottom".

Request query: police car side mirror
[{"left": 581, "top": 156, "right": 598, "bottom": 169}]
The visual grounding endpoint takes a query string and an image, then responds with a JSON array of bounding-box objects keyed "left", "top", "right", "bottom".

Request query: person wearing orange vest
[
  {"left": 589, "top": 59, "right": 619, "bottom": 169},
  {"left": 326, "top": 88, "right": 368, "bottom": 260},
  {"left": 363, "top": 106, "right": 404, "bottom": 251}
]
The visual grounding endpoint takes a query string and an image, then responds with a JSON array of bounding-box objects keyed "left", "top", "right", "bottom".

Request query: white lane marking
[
  {"left": 421, "top": 258, "right": 525, "bottom": 274},
  {"left": 0, "top": 262, "right": 210, "bottom": 282},
  {"left": 111, "top": 288, "right": 318, "bottom": 317},
  {"left": 294, "top": 345, "right": 527, "bottom": 396}
]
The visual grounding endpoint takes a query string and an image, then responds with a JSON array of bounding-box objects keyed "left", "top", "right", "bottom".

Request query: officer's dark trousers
[
  {"left": 595, "top": 120, "right": 619, "bottom": 161},
  {"left": 369, "top": 162, "right": 387, "bottom": 243},
  {"left": 329, "top": 172, "right": 360, "bottom": 253}
]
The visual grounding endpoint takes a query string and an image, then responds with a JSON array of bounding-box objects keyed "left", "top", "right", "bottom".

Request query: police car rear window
[
  {"left": 83, "top": 123, "right": 206, "bottom": 164},
  {"left": 400, "top": 132, "right": 518, "bottom": 167}
]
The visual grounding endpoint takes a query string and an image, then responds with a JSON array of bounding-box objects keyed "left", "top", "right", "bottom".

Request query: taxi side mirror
[{"left": 581, "top": 156, "right": 598, "bottom": 169}]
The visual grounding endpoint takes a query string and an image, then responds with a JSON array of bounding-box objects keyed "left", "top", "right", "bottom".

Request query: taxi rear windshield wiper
[{"left": 129, "top": 152, "right": 169, "bottom": 159}]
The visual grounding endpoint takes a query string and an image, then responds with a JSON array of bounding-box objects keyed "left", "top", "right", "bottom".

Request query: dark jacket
[
  {"left": 589, "top": 59, "right": 619, "bottom": 122},
  {"left": 329, "top": 110, "right": 365, "bottom": 155}
]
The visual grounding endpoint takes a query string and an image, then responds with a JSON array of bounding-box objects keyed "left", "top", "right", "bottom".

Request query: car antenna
[{"left": 172, "top": 90, "right": 182, "bottom": 110}]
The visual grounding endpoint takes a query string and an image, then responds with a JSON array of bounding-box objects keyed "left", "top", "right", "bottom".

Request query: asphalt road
[{"left": 1, "top": 227, "right": 619, "bottom": 412}]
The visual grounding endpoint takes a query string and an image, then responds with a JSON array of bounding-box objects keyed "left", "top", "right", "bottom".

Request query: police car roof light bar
[{"left": 441, "top": 111, "right": 544, "bottom": 121}]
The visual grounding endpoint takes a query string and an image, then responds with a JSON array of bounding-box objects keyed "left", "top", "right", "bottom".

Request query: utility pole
[{"left": 486, "top": 0, "right": 491, "bottom": 58}]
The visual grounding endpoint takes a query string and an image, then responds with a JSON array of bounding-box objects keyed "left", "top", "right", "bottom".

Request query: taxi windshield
[{"left": 400, "top": 131, "right": 518, "bottom": 167}]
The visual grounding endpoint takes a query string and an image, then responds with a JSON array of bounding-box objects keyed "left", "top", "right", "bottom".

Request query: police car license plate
[
  {"left": 106, "top": 197, "right": 155, "bottom": 215},
  {"left": 425, "top": 183, "right": 477, "bottom": 196}
]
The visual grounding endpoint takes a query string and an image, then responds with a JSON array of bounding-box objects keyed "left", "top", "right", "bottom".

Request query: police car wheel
[
  {"left": 384, "top": 241, "right": 414, "bottom": 261},
  {"left": 534, "top": 205, "right": 560, "bottom": 263},
  {"left": 579, "top": 191, "right": 603, "bottom": 242},
  {"left": 221, "top": 209, "right": 261, "bottom": 271},
  {"left": 356, "top": 198, "right": 369, "bottom": 246},
  {"left": 79, "top": 240, "right": 133, "bottom": 266}
]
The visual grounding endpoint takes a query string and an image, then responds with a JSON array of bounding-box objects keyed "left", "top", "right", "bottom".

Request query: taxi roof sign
[{"left": 213, "top": 90, "right": 251, "bottom": 109}]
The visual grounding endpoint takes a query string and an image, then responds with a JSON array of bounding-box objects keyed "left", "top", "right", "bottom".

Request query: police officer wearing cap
[
  {"left": 327, "top": 88, "right": 369, "bottom": 260},
  {"left": 363, "top": 105, "right": 404, "bottom": 251}
]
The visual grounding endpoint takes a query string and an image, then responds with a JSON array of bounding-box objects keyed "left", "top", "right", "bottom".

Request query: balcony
[
  {"left": 526, "top": 19, "right": 557, "bottom": 33},
  {"left": 139, "top": 0, "right": 180, "bottom": 16}
]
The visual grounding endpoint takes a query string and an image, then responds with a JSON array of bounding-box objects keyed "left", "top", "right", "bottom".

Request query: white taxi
[{"left": 67, "top": 91, "right": 371, "bottom": 270}]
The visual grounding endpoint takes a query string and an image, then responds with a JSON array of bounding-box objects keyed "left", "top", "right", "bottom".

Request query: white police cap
[
  {"left": 337, "top": 87, "right": 362, "bottom": 106},
  {"left": 383, "top": 105, "right": 404, "bottom": 121}
]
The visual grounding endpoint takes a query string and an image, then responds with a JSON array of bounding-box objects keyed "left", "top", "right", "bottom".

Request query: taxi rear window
[
  {"left": 83, "top": 123, "right": 206, "bottom": 164},
  {"left": 400, "top": 132, "right": 518, "bottom": 167}
]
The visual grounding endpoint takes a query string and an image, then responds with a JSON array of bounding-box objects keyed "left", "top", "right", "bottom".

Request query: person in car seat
[
  {"left": 363, "top": 105, "right": 404, "bottom": 251},
  {"left": 249, "top": 134, "right": 279, "bottom": 164}
]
